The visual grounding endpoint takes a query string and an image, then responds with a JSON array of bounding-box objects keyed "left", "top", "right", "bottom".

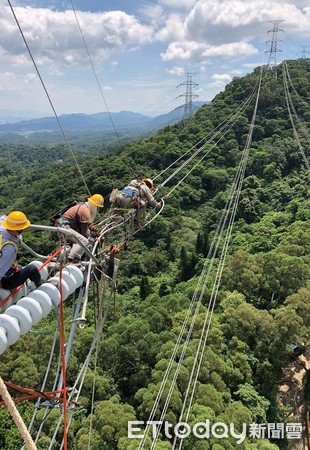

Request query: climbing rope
[{"left": 0, "top": 375, "right": 37, "bottom": 450}]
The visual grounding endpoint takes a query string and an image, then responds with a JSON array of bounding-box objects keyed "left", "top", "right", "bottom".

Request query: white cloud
[
  {"left": 202, "top": 42, "right": 258, "bottom": 57},
  {"left": 0, "top": 72, "right": 19, "bottom": 91},
  {"left": 0, "top": 71, "right": 40, "bottom": 92},
  {"left": 138, "top": 4, "right": 165, "bottom": 27},
  {"left": 155, "top": 13, "right": 185, "bottom": 41},
  {"left": 158, "top": 0, "right": 197, "bottom": 9},
  {"left": 157, "top": 0, "right": 310, "bottom": 66},
  {"left": 111, "top": 61, "right": 119, "bottom": 71},
  {"left": 0, "top": 6, "right": 154, "bottom": 70},
  {"left": 211, "top": 73, "right": 232, "bottom": 82},
  {"left": 1, "top": 1, "right": 309, "bottom": 114},
  {"left": 161, "top": 40, "right": 257, "bottom": 61},
  {"left": 161, "top": 41, "right": 206, "bottom": 61},
  {"left": 166, "top": 65, "right": 185, "bottom": 76},
  {"left": 184, "top": 0, "right": 310, "bottom": 45}
]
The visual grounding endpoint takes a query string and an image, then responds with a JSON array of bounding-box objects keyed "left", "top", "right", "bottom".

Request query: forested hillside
[{"left": 0, "top": 59, "right": 309, "bottom": 449}]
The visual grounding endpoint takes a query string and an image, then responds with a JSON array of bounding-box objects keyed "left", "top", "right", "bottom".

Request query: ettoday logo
[
  {"left": 128, "top": 420, "right": 302, "bottom": 443},
  {"left": 128, "top": 420, "right": 247, "bottom": 444}
]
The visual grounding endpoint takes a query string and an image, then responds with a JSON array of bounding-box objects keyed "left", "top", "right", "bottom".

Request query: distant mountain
[
  {"left": 0, "top": 109, "right": 49, "bottom": 123},
  {"left": 0, "top": 102, "right": 207, "bottom": 134},
  {"left": 146, "top": 101, "right": 206, "bottom": 129},
  {"left": 0, "top": 110, "right": 151, "bottom": 133}
]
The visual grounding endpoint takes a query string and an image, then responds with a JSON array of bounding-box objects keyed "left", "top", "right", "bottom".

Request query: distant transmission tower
[
  {"left": 298, "top": 45, "right": 310, "bottom": 58},
  {"left": 177, "top": 73, "right": 199, "bottom": 119},
  {"left": 265, "top": 20, "right": 285, "bottom": 77}
]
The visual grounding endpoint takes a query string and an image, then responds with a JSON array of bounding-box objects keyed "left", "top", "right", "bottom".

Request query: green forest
[{"left": 0, "top": 58, "right": 309, "bottom": 450}]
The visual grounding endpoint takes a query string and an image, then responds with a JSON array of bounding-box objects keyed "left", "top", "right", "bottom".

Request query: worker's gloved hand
[{"left": 155, "top": 202, "right": 161, "bottom": 210}]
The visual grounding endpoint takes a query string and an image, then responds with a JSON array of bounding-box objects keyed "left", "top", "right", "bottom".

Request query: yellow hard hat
[
  {"left": 87, "top": 194, "right": 104, "bottom": 208},
  {"left": 141, "top": 178, "right": 154, "bottom": 190},
  {"left": 2, "top": 211, "right": 31, "bottom": 231}
]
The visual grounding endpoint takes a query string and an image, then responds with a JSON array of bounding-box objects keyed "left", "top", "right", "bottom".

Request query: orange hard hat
[{"left": 141, "top": 178, "right": 154, "bottom": 190}]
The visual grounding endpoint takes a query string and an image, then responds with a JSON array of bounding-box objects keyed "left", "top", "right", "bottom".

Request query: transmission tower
[
  {"left": 177, "top": 73, "right": 199, "bottom": 119},
  {"left": 298, "top": 45, "right": 310, "bottom": 58},
  {"left": 265, "top": 20, "right": 285, "bottom": 77}
]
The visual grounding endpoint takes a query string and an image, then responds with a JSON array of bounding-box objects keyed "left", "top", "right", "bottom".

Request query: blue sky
[{"left": 1, "top": 0, "right": 309, "bottom": 117}]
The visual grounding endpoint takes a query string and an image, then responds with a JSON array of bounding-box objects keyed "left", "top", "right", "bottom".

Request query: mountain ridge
[{"left": 0, "top": 102, "right": 206, "bottom": 134}]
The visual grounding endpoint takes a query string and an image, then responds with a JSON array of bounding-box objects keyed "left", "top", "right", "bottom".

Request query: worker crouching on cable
[
  {"left": 110, "top": 178, "right": 161, "bottom": 226},
  {"left": 61, "top": 194, "right": 104, "bottom": 263},
  {"left": 0, "top": 211, "right": 41, "bottom": 290}
]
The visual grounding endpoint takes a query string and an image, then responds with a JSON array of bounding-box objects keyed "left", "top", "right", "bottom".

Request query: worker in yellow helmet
[
  {"left": 0, "top": 211, "right": 41, "bottom": 290},
  {"left": 110, "top": 178, "right": 161, "bottom": 226},
  {"left": 61, "top": 194, "right": 104, "bottom": 263}
]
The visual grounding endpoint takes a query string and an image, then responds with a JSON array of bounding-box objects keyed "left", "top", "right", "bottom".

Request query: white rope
[{"left": 0, "top": 376, "right": 37, "bottom": 450}]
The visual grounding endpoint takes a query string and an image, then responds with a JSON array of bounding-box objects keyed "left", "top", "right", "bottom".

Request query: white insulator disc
[
  {"left": 66, "top": 265, "right": 84, "bottom": 288},
  {"left": 5, "top": 305, "right": 33, "bottom": 334},
  {"left": 0, "top": 314, "right": 21, "bottom": 345},
  {"left": 12, "top": 284, "right": 29, "bottom": 304},
  {"left": 56, "top": 270, "right": 77, "bottom": 295},
  {"left": 38, "top": 283, "right": 60, "bottom": 307},
  {"left": 28, "top": 290, "right": 53, "bottom": 317},
  {"left": 0, "top": 325, "right": 8, "bottom": 355},
  {"left": 17, "top": 297, "right": 43, "bottom": 326},
  {"left": 28, "top": 260, "right": 49, "bottom": 281},
  {"left": 47, "top": 277, "right": 70, "bottom": 301}
]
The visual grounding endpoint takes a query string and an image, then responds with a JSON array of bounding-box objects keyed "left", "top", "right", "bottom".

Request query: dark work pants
[{"left": 1, "top": 266, "right": 41, "bottom": 290}]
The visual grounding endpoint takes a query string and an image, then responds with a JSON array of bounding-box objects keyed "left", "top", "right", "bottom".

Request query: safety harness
[
  {"left": 0, "top": 232, "right": 19, "bottom": 285},
  {"left": 0, "top": 233, "right": 18, "bottom": 258},
  {"left": 121, "top": 182, "right": 142, "bottom": 208}
]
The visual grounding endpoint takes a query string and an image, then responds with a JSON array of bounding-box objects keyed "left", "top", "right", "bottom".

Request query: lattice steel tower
[
  {"left": 177, "top": 72, "right": 199, "bottom": 119},
  {"left": 298, "top": 45, "right": 310, "bottom": 58},
  {"left": 265, "top": 20, "right": 285, "bottom": 77}
]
